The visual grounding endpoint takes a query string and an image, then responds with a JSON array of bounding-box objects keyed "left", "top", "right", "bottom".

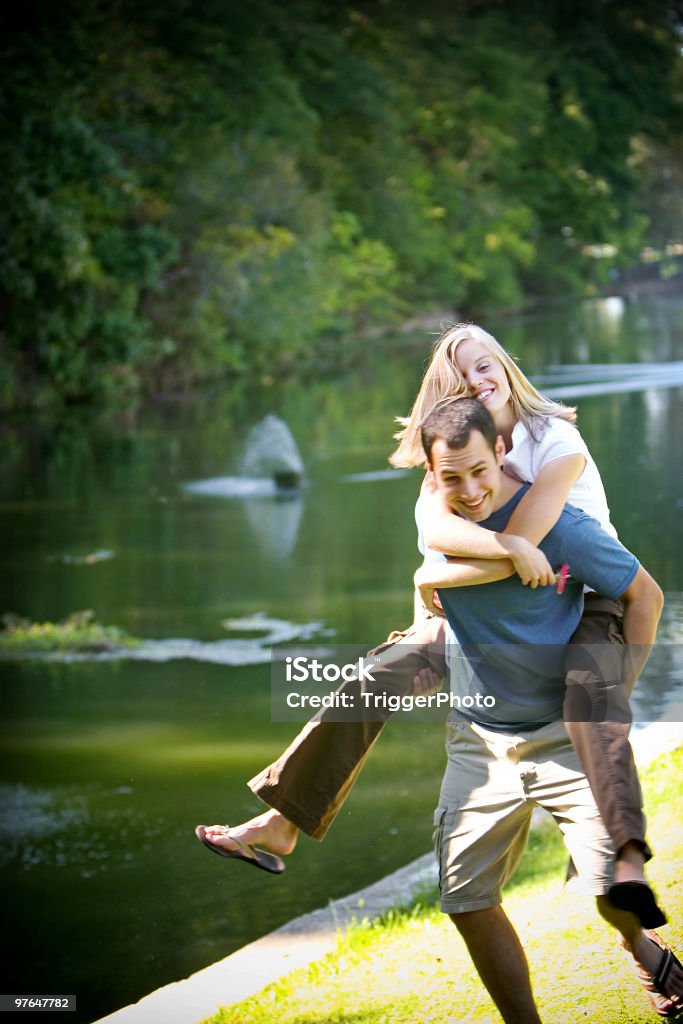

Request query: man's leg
[
  {"left": 451, "top": 907, "right": 542, "bottom": 1024},
  {"left": 435, "top": 722, "right": 542, "bottom": 1021},
  {"left": 200, "top": 616, "right": 447, "bottom": 854}
]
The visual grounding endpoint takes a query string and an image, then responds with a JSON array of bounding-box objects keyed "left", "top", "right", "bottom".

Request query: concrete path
[{"left": 95, "top": 721, "right": 683, "bottom": 1024}]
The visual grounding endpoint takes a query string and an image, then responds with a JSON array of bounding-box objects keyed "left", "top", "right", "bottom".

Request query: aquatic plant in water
[{"left": 0, "top": 611, "right": 140, "bottom": 654}]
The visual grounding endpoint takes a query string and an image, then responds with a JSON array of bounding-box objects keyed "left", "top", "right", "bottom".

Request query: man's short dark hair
[{"left": 420, "top": 397, "right": 498, "bottom": 460}]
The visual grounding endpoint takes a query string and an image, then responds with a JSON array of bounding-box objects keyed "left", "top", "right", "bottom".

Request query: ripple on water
[
  {"left": 0, "top": 783, "right": 158, "bottom": 873},
  {"left": 183, "top": 475, "right": 282, "bottom": 498}
]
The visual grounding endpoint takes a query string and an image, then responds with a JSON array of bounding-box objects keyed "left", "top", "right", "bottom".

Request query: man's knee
[{"left": 449, "top": 906, "right": 501, "bottom": 936}]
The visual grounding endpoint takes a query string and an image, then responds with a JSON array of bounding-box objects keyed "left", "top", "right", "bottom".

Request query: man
[{"left": 414, "top": 396, "right": 682, "bottom": 1024}]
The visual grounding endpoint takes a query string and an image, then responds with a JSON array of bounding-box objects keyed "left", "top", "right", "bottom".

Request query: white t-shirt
[{"left": 503, "top": 417, "right": 616, "bottom": 537}]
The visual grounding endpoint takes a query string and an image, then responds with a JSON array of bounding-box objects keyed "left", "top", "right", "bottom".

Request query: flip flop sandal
[
  {"left": 195, "top": 825, "right": 285, "bottom": 874},
  {"left": 620, "top": 930, "right": 683, "bottom": 1018},
  {"left": 608, "top": 881, "right": 668, "bottom": 928}
]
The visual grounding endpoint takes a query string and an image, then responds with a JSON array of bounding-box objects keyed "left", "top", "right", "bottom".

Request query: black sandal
[
  {"left": 621, "top": 931, "right": 683, "bottom": 1019},
  {"left": 195, "top": 825, "right": 285, "bottom": 874},
  {"left": 608, "top": 880, "right": 667, "bottom": 929}
]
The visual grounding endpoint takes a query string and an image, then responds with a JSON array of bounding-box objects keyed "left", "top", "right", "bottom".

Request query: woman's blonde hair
[{"left": 389, "top": 323, "right": 576, "bottom": 468}]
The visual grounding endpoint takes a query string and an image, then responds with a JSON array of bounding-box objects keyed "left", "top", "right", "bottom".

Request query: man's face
[{"left": 429, "top": 431, "right": 506, "bottom": 521}]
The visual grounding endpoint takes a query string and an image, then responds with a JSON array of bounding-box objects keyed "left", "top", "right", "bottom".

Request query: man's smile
[{"left": 455, "top": 493, "right": 490, "bottom": 518}]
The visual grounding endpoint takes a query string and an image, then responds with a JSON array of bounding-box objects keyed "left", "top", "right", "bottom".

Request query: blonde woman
[{"left": 198, "top": 325, "right": 667, "bottom": 937}]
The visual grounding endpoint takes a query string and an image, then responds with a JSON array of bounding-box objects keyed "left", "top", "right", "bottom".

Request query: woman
[{"left": 197, "top": 323, "right": 663, "bottom": 929}]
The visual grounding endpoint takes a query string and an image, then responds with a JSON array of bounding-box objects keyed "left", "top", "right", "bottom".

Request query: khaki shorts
[{"left": 434, "top": 718, "right": 615, "bottom": 914}]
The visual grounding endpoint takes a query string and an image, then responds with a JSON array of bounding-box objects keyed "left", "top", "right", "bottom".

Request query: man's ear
[{"left": 495, "top": 435, "right": 506, "bottom": 466}]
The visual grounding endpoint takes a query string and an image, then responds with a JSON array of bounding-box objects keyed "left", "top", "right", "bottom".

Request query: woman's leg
[
  {"left": 564, "top": 594, "right": 648, "bottom": 860},
  {"left": 200, "top": 616, "right": 447, "bottom": 854},
  {"left": 563, "top": 593, "right": 666, "bottom": 926},
  {"left": 249, "top": 615, "right": 448, "bottom": 838}
]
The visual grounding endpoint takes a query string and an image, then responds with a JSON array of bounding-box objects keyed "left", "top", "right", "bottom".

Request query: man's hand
[
  {"left": 412, "top": 666, "right": 444, "bottom": 697},
  {"left": 498, "top": 534, "right": 555, "bottom": 588}
]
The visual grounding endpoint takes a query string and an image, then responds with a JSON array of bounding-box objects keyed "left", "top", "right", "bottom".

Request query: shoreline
[{"left": 95, "top": 720, "right": 683, "bottom": 1024}]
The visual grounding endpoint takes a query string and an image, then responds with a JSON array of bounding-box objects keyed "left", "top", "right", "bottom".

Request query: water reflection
[
  {"left": 632, "top": 595, "right": 683, "bottom": 724},
  {"left": 183, "top": 414, "right": 306, "bottom": 560},
  {"left": 340, "top": 468, "right": 411, "bottom": 483},
  {"left": 534, "top": 359, "right": 683, "bottom": 398},
  {"left": 241, "top": 493, "right": 304, "bottom": 564},
  {"left": 0, "top": 782, "right": 144, "bottom": 874}
]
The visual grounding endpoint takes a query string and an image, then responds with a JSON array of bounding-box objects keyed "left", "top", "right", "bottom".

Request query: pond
[{"left": 1, "top": 297, "right": 682, "bottom": 1023}]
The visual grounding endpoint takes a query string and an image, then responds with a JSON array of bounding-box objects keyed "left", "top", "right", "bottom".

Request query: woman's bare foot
[{"left": 201, "top": 809, "right": 299, "bottom": 856}]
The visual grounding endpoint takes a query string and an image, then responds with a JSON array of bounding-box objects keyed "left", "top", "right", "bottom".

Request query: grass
[
  {"left": 212, "top": 746, "right": 683, "bottom": 1024},
  {"left": 0, "top": 610, "right": 140, "bottom": 654}
]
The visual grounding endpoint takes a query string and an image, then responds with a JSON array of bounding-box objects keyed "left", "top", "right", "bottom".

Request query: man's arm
[{"left": 619, "top": 566, "right": 664, "bottom": 694}]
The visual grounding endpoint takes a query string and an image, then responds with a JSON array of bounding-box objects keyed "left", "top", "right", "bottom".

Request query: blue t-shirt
[{"left": 436, "top": 484, "right": 639, "bottom": 732}]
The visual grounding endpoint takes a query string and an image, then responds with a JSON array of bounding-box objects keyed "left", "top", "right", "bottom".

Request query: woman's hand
[
  {"left": 420, "top": 469, "right": 438, "bottom": 496},
  {"left": 499, "top": 534, "right": 555, "bottom": 588},
  {"left": 414, "top": 565, "right": 446, "bottom": 616}
]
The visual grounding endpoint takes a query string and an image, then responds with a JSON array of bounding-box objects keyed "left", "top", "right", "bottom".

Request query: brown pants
[
  {"left": 564, "top": 593, "right": 650, "bottom": 859},
  {"left": 249, "top": 597, "right": 649, "bottom": 856}
]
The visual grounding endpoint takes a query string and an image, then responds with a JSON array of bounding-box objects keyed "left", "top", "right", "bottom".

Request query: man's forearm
[
  {"left": 621, "top": 570, "right": 664, "bottom": 693},
  {"left": 622, "top": 604, "right": 663, "bottom": 692}
]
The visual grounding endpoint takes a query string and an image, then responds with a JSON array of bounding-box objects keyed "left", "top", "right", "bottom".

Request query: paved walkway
[{"left": 95, "top": 721, "right": 683, "bottom": 1024}]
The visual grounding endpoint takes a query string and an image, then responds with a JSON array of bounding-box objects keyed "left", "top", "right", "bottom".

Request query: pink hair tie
[{"left": 555, "top": 563, "right": 570, "bottom": 594}]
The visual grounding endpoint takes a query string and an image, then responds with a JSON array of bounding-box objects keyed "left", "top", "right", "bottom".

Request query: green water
[{"left": 1, "top": 297, "right": 683, "bottom": 1022}]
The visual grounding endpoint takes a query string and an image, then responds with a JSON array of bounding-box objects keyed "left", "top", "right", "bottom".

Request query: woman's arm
[
  {"left": 504, "top": 453, "right": 586, "bottom": 544},
  {"left": 414, "top": 558, "right": 515, "bottom": 614},
  {"left": 416, "top": 558, "right": 514, "bottom": 591},
  {"left": 422, "top": 454, "right": 585, "bottom": 585}
]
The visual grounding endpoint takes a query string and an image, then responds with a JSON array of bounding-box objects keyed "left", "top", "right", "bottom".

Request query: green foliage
[
  {"left": 1, "top": 53, "right": 179, "bottom": 404},
  {"left": 2, "top": 0, "right": 682, "bottom": 407},
  {"left": 0, "top": 611, "right": 139, "bottom": 654}
]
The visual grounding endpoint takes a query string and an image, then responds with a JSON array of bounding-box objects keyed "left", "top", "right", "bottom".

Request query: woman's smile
[{"left": 455, "top": 338, "right": 511, "bottom": 415}]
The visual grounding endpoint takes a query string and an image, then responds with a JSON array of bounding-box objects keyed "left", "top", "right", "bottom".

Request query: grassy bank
[{"left": 215, "top": 746, "right": 683, "bottom": 1024}]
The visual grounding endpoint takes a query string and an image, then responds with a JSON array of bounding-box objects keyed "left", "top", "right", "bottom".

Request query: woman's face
[{"left": 453, "top": 338, "right": 512, "bottom": 419}]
